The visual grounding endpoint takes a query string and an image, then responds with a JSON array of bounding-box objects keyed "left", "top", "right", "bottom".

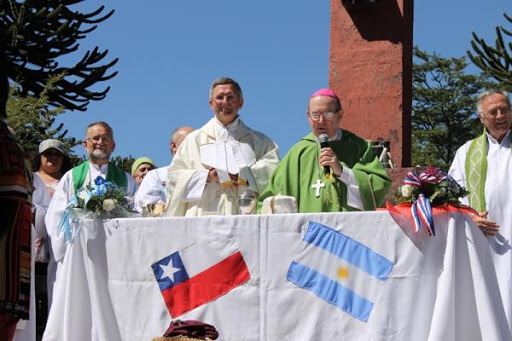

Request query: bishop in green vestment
[{"left": 258, "top": 88, "right": 390, "bottom": 213}]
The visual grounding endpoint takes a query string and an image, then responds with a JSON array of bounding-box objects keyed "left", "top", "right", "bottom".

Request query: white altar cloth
[{"left": 43, "top": 210, "right": 510, "bottom": 341}]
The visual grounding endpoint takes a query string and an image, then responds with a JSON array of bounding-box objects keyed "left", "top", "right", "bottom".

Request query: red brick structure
[{"left": 329, "top": 0, "right": 413, "bottom": 168}]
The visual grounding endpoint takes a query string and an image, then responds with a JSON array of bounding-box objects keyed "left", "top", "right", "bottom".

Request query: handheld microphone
[{"left": 318, "top": 134, "right": 330, "bottom": 176}]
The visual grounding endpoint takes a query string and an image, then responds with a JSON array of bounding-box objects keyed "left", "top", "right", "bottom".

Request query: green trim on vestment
[
  {"left": 465, "top": 129, "right": 487, "bottom": 212},
  {"left": 72, "top": 161, "right": 127, "bottom": 193}
]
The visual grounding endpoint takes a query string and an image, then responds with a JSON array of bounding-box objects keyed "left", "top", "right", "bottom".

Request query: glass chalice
[{"left": 237, "top": 190, "right": 257, "bottom": 215}]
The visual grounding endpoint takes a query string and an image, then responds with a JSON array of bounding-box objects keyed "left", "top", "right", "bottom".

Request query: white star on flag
[{"left": 159, "top": 259, "right": 182, "bottom": 283}]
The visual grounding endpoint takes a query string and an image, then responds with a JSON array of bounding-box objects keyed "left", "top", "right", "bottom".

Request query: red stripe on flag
[{"left": 161, "top": 250, "right": 250, "bottom": 317}]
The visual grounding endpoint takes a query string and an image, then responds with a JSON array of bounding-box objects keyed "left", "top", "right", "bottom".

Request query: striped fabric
[{"left": 0, "top": 122, "right": 32, "bottom": 319}]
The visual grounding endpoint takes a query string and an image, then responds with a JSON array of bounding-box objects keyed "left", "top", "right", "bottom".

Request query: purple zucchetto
[{"left": 310, "top": 88, "right": 339, "bottom": 99}]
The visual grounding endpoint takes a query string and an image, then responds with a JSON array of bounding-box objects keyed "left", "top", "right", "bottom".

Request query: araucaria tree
[
  {"left": 1, "top": 0, "right": 118, "bottom": 111},
  {"left": 412, "top": 47, "right": 496, "bottom": 170},
  {"left": 468, "top": 12, "right": 512, "bottom": 90}
]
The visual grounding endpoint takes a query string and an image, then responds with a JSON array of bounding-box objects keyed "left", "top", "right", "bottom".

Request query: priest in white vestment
[
  {"left": 135, "top": 126, "right": 193, "bottom": 213},
  {"left": 165, "top": 78, "right": 279, "bottom": 216},
  {"left": 449, "top": 89, "right": 512, "bottom": 334},
  {"left": 45, "top": 122, "right": 137, "bottom": 285}
]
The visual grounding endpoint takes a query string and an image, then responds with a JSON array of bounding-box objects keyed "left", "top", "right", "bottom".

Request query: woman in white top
[{"left": 32, "top": 139, "right": 71, "bottom": 313}]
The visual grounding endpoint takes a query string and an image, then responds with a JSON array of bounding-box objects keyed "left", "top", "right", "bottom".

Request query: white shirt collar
[
  {"left": 89, "top": 162, "right": 109, "bottom": 184},
  {"left": 486, "top": 130, "right": 511, "bottom": 146},
  {"left": 214, "top": 116, "right": 240, "bottom": 141}
]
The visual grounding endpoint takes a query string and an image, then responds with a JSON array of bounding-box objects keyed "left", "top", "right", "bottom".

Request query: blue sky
[{"left": 57, "top": 0, "right": 512, "bottom": 167}]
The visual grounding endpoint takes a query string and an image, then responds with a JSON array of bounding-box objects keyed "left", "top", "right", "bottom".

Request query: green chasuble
[
  {"left": 72, "top": 161, "right": 127, "bottom": 193},
  {"left": 258, "top": 131, "right": 391, "bottom": 213}
]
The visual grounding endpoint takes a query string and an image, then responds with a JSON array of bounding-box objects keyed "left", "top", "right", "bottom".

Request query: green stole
[
  {"left": 72, "top": 161, "right": 127, "bottom": 193},
  {"left": 465, "top": 128, "right": 511, "bottom": 212}
]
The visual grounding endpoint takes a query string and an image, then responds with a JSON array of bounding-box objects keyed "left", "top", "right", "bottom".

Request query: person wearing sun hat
[
  {"left": 258, "top": 88, "right": 390, "bottom": 213},
  {"left": 32, "top": 139, "right": 73, "bottom": 313},
  {"left": 131, "top": 156, "right": 156, "bottom": 186},
  {"left": 34, "top": 139, "right": 72, "bottom": 197}
]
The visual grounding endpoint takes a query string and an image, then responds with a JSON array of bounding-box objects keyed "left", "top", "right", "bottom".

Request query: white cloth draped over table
[
  {"left": 449, "top": 131, "right": 512, "bottom": 335},
  {"left": 43, "top": 210, "right": 509, "bottom": 341},
  {"left": 165, "top": 117, "right": 279, "bottom": 216}
]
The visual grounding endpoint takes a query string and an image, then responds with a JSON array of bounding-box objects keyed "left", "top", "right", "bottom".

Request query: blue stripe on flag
[
  {"left": 303, "top": 221, "right": 393, "bottom": 280},
  {"left": 288, "top": 261, "right": 374, "bottom": 322}
]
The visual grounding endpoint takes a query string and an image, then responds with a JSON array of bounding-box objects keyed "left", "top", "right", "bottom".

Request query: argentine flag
[{"left": 287, "top": 221, "right": 394, "bottom": 322}]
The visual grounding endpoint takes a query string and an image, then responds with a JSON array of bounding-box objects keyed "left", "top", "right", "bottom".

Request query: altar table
[{"left": 43, "top": 210, "right": 510, "bottom": 341}]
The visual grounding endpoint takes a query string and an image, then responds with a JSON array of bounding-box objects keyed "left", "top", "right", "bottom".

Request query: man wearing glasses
[
  {"left": 258, "top": 88, "right": 390, "bottom": 213},
  {"left": 165, "top": 77, "right": 279, "bottom": 216},
  {"left": 45, "top": 121, "right": 137, "bottom": 266},
  {"left": 449, "top": 89, "right": 512, "bottom": 334}
]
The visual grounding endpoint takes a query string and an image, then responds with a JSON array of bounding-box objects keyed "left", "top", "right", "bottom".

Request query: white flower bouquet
[
  {"left": 58, "top": 177, "right": 136, "bottom": 243},
  {"left": 71, "top": 176, "right": 134, "bottom": 217}
]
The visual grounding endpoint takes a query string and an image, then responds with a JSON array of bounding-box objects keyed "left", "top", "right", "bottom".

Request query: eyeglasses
[
  {"left": 308, "top": 111, "right": 339, "bottom": 121},
  {"left": 483, "top": 106, "right": 512, "bottom": 118},
  {"left": 86, "top": 135, "right": 113, "bottom": 143},
  {"left": 213, "top": 95, "right": 238, "bottom": 103}
]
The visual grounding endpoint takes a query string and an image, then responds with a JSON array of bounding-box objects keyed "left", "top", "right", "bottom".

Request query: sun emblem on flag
[{"left": 337, "top": 266, "right": 349, "bottom": 280}]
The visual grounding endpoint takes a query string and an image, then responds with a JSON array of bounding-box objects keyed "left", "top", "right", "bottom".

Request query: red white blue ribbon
[
  {"left": 404, "top": 167, "right": 447, "bottom": 237},
  {"left": 410, "top": 194, "right": 435, "bottom": 236},
  {"left": 403, "top": 172, "right": 421, "bottom": 187}
]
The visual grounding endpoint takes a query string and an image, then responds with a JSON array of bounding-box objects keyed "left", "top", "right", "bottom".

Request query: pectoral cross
[{"left": 311, "top": 179, "right": 325, "bottom": 197}]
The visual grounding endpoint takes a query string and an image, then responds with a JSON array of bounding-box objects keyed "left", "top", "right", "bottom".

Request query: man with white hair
[
  {"left": 449, "top": 89, "right": 512, "bottom": 334},
  {"left": 135, "top": 126, "right": 193, "bottom": 212}
]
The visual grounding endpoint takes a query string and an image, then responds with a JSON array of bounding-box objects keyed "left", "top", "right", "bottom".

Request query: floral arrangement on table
[
  {"left": 58, "top": 176, "right": 135, "bottom": 243},
  {"left": 72, "top": 176, "right": 133, "bottom": 215},
  {"left": 393, "top": 166, "right": 468, "bottom": 236}
]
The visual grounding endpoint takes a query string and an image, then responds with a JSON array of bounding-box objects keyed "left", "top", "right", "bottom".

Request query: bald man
[{"left": 134, "top": 126, "right": 194, "bottom": 212}]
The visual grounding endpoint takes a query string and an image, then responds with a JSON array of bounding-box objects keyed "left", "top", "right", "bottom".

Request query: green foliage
[
  {"left": 111, "top": 155, "right": 136, "bottom": 174},
  {"left": 6, "top": 74, "right": 79, "bottom": 160},
  {"left": 468, "top": 13, "right": 512, "bottom": 90},
  {"left": 1, "top": 0, "right": 118, "bottom": 111},
  {"left": 412, "top": 47, "right": 496, "bottom": 170}
]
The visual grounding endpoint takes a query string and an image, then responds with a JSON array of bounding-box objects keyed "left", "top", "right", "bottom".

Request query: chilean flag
[{"left": 151, "top": 236, "right": 250, "bottom": 317}]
